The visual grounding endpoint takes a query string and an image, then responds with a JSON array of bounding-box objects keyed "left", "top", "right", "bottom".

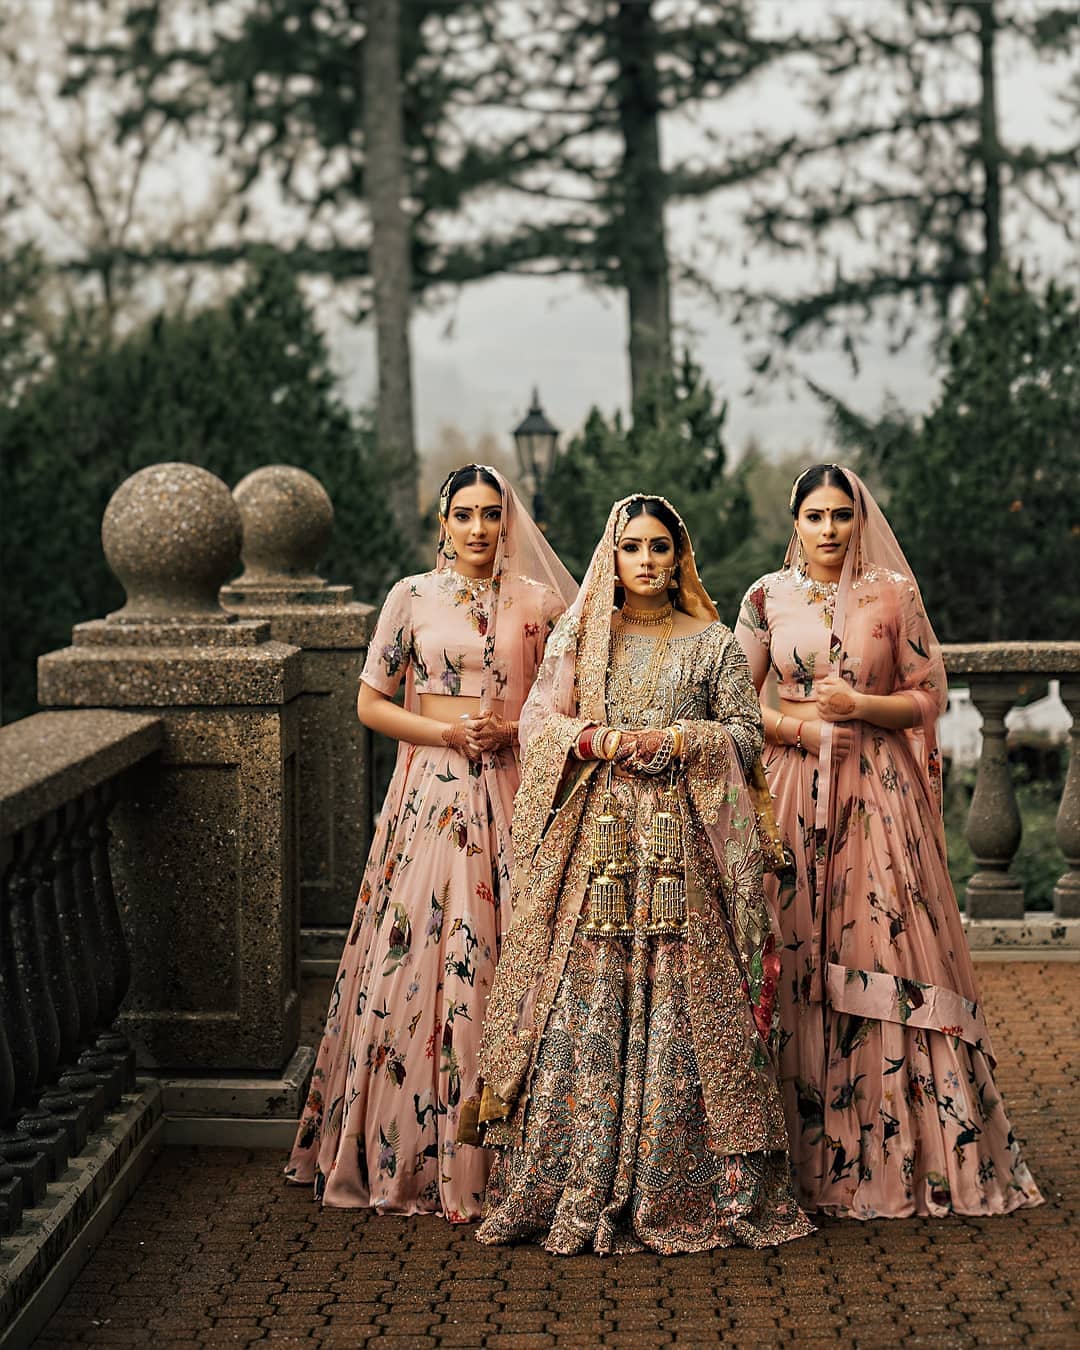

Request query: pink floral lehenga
[
  {"left": 286, "top": 471, "right": 573, "bottom": 1220},
  {"left": 736, "top": 470, "right": 1043, "bottom": 1220}
]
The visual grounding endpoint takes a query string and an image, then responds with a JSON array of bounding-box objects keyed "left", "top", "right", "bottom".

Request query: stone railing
[
  {"left": 0, "top": 711, "right": 161, "bottom": 1248},
  {"left": 943, "top": 643, "right": 1080, "bottom": 956}
]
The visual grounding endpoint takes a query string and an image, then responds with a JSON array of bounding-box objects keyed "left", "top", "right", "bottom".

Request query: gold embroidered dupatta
[{"left": 477, "top": 496, "right": 789, "bottom": 1157}]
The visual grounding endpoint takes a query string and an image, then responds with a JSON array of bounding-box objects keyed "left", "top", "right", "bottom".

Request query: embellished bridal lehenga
[{"left": 472, "top": 497, "right": 813, "bottom": 1254}]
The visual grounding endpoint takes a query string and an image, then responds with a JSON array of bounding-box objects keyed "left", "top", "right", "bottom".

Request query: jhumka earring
[
  {"left": 582, "top": 790, "right": 634, "bottom": 941},
  {"left": 442, "top": 532, "right": 457, "bottom": 562},
  {"left": 644, "top": 788, "right": 687, "bottom": 939},
  {"left": 796, "top": 538, "right": 808, "bottom": 571}
]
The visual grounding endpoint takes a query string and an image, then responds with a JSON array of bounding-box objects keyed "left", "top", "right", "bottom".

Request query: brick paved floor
[{"left": 34, "top": 962, "right": 1078, "bottom": 1348}]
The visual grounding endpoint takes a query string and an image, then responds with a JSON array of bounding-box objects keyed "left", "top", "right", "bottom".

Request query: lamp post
[{"left": 512, "top": 388, "right": 560, "bottom": 527}]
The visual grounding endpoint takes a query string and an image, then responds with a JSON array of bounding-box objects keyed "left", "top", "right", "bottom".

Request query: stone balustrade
[
  {"left": 0, "top": 710, "right": 161, "bottom": 1237},
  {"left": 37, "top": 463, "right": 310, "bottom": 1107},
  {"left": 943, "top": 642, "right": 1080, "bottom": 956}
]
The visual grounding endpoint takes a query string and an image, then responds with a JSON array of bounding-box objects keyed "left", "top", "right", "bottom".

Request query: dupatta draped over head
[
  {"left": 429, "top": 463, "right": 579, "bottom": 723},
  {"left": 478, "top": 495, "right": 789, "bottom": 1157},
  {"left": 780, "top": 465, "right": 974, "bottom": 1042},
  {"left": 386, "top": 463, "right": 578, "bottom": 876},
  {"left": 785, "top": 465, "right": 948, "bottom": 836}
]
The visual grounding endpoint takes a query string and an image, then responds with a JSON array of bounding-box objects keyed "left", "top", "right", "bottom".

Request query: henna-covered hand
[
  {"left": 815, "top": 673, "right": 861, "bottom": 722},
  {"left": 613, "top": 727, "right": 671, "bottom": 774},
  {"left": 465, "top": 711, "right": 517, "bottom": 756},
  {"left": 441, "top": 719, "right": 482, "bottom": 760}
]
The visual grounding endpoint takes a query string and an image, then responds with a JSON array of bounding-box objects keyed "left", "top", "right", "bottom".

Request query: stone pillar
[
  {"left": 1054, "top": 678, "right": 1080, "bottom": 920},
  {"left": 219, "top": 466, "right": 374, "bottom": 949},
  {"left": 38, "top": 463, "right": 306, "bottom": 1085},
  {"left": 964, "top": 674, "right": 1025, "bottom": 920}
]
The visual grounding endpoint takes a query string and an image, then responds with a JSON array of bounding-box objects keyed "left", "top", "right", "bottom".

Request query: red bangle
[{"left": 576, "top": 726, "right": 596, "bottom": 760}]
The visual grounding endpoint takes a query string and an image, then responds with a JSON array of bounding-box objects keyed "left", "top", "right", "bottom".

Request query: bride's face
[{"left": 615, "top": 513, "right": 677, "bottom": 600}]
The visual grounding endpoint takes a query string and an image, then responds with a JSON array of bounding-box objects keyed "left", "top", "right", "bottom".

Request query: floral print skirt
[
  {"left": 285, "top": 742, "right": 516, "bottom": 1221},
  {"left": 763, "top": 739, "right": 1043, "bottom": 1219},
  {"left": 476, "top": 813, "right": 813, "bottom": 1254}
]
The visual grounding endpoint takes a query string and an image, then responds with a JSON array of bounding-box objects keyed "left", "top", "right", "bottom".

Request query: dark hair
[
  {"left": 440, "top": 464, "right": 502, "bottom": 514},
  {"left": 790, "top": 463, "right": 854, "bottom": 518},
  {"left": 621, "top": 497, "right": 683, "bottom": 556}
]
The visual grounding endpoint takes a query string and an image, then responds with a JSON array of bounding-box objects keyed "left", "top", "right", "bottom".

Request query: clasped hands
[
  {"left": 577, "top": 723, "right": 682, "bottom": 775},
  {"left": 441, "top": 711, "right": 517, "bottom": 760},
  {"left": 812, "top": 674, "right": 860, "bottom": 763}
]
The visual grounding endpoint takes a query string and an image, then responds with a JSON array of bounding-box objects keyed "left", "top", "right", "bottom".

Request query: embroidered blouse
[{"left": 605, "top": 620, "right": 762, "bottom": 772}]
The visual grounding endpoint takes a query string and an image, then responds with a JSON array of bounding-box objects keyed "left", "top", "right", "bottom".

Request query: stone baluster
[
  {"left": 50, "top": 793, "right": 123, "bottom": 1112},
  {"left": 53, "top": 801, "right": 99, "bottom": 1042},
  {"left": 964, "top": 674, "right": 1025, "bottom": 920},
  {"left": 83, "top": 784, "right": 135, "bottom": 1088},
  {"left": 32, "top": 814, "right": 81, "bottom": 1065},
  {"left": 1054, "top": 678, "right": 1080, "bottom": 919},
  {"left": 1, "top": 828, "right": 62, "bottom": 1192},
  {"left": 15, "top": 818, "right": 77, "bottom": 1176}
]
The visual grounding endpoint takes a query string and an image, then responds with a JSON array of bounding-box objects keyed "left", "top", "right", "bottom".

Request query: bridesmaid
[
  {"left": 735, "top": 462, "right": 1043, "bottom": 1220},
  {"left": 286, "top": 464, "right": 575, "bottom": 1220}
]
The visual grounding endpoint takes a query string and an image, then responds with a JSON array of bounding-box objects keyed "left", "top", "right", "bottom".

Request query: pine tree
[{"left": 736, "top": 0, "right": 1079, "bottom": 368}]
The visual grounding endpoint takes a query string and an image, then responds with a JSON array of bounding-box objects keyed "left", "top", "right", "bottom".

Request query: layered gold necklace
[{"left": 608, "top": 602, "right": 675, "bottom": 723}]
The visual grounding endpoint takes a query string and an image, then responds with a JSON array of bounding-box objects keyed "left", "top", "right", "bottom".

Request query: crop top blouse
[{"left": 360, "top": 569, "right": 565, "bottom": 703}]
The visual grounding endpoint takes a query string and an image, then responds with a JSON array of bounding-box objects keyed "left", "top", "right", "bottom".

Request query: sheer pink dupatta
[
  {"left": 428, "top": 466, "right": 577, "bottom": 782},
  {"left": 784, "top": 465, "right": 948, "bottom": 836}
]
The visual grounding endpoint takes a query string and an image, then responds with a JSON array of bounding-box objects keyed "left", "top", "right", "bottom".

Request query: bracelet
[
  {"left": 600, "top": 728, "right": 622, "bottom": 760},
  {"left": 668, "top": 722, "right": 685, "bottom": 759},
  {"left": 794, "top": 721, "right": 804, "bottom": 751},
  {"left": 574, "top": 726, "right": 596, "bottom": 761},
  {"left": 643, "top": 731, "right": 675, "bottom": 775}
]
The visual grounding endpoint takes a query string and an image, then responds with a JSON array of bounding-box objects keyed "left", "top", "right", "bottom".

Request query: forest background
[{"left": 1, "top": 0, "right": 1078, "bottom": 897}]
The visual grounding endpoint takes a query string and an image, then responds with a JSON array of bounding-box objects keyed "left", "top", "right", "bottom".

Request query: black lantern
[{"left": 512, "top": 389, "right": 559, "bottom": 525}]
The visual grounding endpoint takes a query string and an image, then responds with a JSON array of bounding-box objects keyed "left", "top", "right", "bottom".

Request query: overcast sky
[
  {"left": 5, "top": 0, "right": 1076, "bottom": 465},
  {"left": 321, "top": 0, "right": 1077, "bottom": 462}
]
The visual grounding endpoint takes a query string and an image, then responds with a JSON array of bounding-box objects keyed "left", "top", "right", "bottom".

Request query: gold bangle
[
  {"left": 669, "top": 722, "right": 684, "bottom": 759},
  {"left": 601, "top": 729, "right": 622, "bottom": 760},
  {"left": 775, "top": 713, "right": 787, "bottom": 743}
]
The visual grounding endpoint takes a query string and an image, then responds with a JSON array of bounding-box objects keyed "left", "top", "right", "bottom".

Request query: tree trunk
[
  {"left": 363, "top": 0, "right": 421, "bottom": 553},
  {"left": 975, "top": 0, "right": 1003, "bottom": 282},
  {"left": 610, "top": 0, "right": 672, "bottom": 405}
]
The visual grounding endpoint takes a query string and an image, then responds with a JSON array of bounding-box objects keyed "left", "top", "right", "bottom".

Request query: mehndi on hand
[{"left": 465, "top": 711, "right": 518, "bottom": 755}]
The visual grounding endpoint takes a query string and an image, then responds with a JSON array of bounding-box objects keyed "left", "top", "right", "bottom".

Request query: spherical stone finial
[
  {"left": 232, "top": 465, "right": 333, "bottom": 585},
  {"left": 102, "top": 462, "right": 243, "bottom": 621}
]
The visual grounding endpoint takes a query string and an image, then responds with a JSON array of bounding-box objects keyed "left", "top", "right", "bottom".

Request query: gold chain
[{"left": 608, "top": 611, "right": 674, "bottom": 723}]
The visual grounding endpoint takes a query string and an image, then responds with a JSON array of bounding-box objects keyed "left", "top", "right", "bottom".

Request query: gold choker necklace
[{"left": 620, "top": 601, "right": 673, "bottom": 627}]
